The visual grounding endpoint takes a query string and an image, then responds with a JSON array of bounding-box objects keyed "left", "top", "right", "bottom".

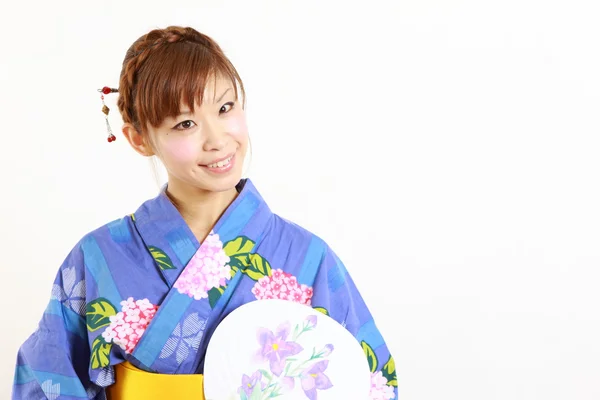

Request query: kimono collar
[{"left": 132, "top": 179, "right": 273, "bottom": 277}]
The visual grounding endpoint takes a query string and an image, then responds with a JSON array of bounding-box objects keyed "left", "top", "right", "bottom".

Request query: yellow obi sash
[{"left": 105, "top": 361, "right": 204, "bottom": 400}]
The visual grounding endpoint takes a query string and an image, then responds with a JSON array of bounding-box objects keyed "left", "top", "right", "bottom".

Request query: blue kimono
[{"left": 12, "top": 179, "right": 397, "bottom": 399}]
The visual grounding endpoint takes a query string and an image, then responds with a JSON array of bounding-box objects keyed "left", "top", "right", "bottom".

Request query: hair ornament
[{"left": 98, "top": 86, "right": 119, "bottom": 143}]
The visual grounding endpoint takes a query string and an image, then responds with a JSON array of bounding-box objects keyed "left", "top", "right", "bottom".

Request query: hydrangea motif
[
  {"left": 251, "top": 269, "right": 313, "bottom": 305},
  {"left": 101, "top": 297, "right": 158, "bottom": 354},
  {"left": 173, "top": 232, "right": 232, "bottom": 300},
  {"left": 369, "top": 371, "right": 396, "bottom": 400}
]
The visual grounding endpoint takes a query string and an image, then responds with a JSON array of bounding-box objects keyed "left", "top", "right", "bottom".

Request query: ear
[{"left": 122, "top": 123, "right": 154, "bottom": 156}]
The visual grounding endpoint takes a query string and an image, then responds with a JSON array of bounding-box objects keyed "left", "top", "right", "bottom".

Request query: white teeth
[{"left": 208, "top": 156, "right": 231, "bottom": 168}]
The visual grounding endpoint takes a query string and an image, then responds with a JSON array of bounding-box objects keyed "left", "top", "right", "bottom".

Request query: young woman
[{"left": 12, "top": 26, "right": 397, "bottom": 400}]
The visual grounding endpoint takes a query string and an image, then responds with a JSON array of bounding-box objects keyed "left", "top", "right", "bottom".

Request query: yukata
[{"left": 13, "top": 179, "right": 397, "bottom": 399}]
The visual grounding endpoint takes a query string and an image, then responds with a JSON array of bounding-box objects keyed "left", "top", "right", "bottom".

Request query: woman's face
[{"left": 144, "top": 75, "right": 249, "bottom": 194}]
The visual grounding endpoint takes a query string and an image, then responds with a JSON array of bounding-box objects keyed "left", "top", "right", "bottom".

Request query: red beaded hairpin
[{"left": 98, "top": 86, "right": 119, "bottom": 143}]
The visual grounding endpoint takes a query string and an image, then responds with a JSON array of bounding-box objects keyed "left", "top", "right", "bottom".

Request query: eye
[
  {"left": 174, "top": 120, "right": 196, "bottom": 130},
  {"left": 220, "top": 102, "right": 235, "bottom": 114}
]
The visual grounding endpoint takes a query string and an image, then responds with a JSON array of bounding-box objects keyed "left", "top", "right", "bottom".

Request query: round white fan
[{"left": 203, "top": 299, "right": 371, "bottom": 400}]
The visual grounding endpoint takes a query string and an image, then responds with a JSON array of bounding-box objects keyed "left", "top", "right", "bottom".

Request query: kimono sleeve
[
  {"left": 12, "top": 245, "right": 107, "bottom": 400},
  {"left": 310, "top": 245, "right": 398, "bottom": 400}
]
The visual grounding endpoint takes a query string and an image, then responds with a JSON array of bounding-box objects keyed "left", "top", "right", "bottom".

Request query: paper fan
[{"left": 203, "top": 299, "right": 371, "bottom": 400}]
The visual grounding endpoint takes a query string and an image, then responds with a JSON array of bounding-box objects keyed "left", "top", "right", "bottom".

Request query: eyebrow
[
  {"left": 177, "top": 88, "right": 233, "bottom": 116},
  {"left": 215, "top": 88, "right": 232, "bottom": 104}
]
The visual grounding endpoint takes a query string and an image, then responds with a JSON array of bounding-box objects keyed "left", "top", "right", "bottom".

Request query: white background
[{"left": 1, "top": 0, "right": 599, "bottom": 399}]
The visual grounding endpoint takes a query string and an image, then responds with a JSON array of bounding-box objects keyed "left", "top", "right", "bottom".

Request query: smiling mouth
[{"left": 206, "top": 155, "right": 233, "bottom": 169}]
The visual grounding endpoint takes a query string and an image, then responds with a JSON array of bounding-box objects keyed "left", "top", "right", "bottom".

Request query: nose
[{"left": 202, "top": 118, "right": 227, "bottom": 152}]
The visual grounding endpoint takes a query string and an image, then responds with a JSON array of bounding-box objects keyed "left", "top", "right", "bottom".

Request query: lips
[
  {"left": 200, "top": 153, "right": 236, "bottom": 174},
  {"left": 201, "top": 152, "right": 233, "bottom": 167},
  {"left": 206, "top": 155, "right": 233, "bottom": 169}
]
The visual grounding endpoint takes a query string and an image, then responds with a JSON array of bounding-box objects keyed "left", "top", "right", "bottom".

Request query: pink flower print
[
  {"left": 238, "top": 371, "right": 265, "bottom": 397},
  {"left": 258, "top": 278, "right": 269, "bottom": 288},
  {"left": 252, "top": 269, "right": 314, "bottom": 305},
  {"left": 256, "top": 321, "right": 303, "bottom": 376},
  {"left": 369, "top": 371, "right": 396, "bottom": 400},
  {"left": 101, "top": 297, "right": 157, "bottom": 354},
  {"left": 279, "top": 283, "right": 290, "bottom": 294},
  {"left": 277, "top": 291, "right": 289, "bottom": 300},
  {"left": 300, "top": 360, "right": 333, "bottom": 400},
  {"left": 173, "top": 232, "right": 232, "bottom": 300},
  {"left": 292, "top": 291, "right": 304, "bottom": 303},
  {"left": 303, "top": 286, "right": 313, "bottom": 298},
  {"left": 272, "top": 269, "right": 283, "bottom": 281}
]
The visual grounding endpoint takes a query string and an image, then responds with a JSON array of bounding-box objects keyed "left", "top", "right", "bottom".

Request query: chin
[{"left": 198, "top": 173, "right": 243, "bottom": 193}]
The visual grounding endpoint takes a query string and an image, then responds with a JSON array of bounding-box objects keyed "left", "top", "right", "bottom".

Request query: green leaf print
[
  {"left": 148, "top": 246, "right": 176, "bottom": 270},
  {"left": 313, "top": 307, "right": 329, "bottom": 316},
  {"left": 222, "top": 236, "right": 273, "bottom": 281},
  {"left": 208, "top": 286, "right": 225, "bottom": 308},
  {"left": 361, "top": 341, "right": 378, "bottom": 373},
  {"left": 228, "top": 254, "right": 251, "bottom": 272},
  {"left": 382, "top": 355, "right": 397, "bottom": 387},
  {"left": 244, "top": 254, "right": 272, "bottom": 280},
  {"left": 223, "top": 236, "right": 255, "bottom": 256},
  {"left": 224, "top": 237, "right": 255, "bottom": 272},
  {"left": 91, "top": 336, "right": 112, "bottom": 369},
  {"left": 86, "top": 298, "right": 117, "bottom": 332},
  {"left": 258, "top": 368, "right": 272, "bottom": 380}
]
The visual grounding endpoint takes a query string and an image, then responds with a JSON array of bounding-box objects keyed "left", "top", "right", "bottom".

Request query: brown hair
[{"left": 117, "top": 26, "right": 245, "bottom": 133}]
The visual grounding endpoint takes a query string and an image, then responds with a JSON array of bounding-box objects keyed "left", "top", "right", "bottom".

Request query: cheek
[
  {"left": 226, "top": 114, "right": 249, "bottom": 142},
  {"left": 160, "top": 136, "right": 197, "bottom": 163}
]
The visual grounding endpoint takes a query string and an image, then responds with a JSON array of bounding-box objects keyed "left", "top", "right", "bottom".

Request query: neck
[{"left": 165, "top": 179, "right": 239, "bottom": 241}]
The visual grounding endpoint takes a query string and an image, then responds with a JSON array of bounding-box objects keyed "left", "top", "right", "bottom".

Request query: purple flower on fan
[
  {"left": 317, "top": 344, "right": 334, "bottom": 358},
  {"left": 256, "top": 321, "right": 303, "bottom": 376},
  {"left": 300, "top": 360, "right": 333, "bottom": 400},
  {"left": 238, "top": 371, "right": 264, "bottom": 397},
  {"left": 281, "top": 376, "right": 295, "bottom": 391},
  {"left": 306, "top": 315, "right": 317, "bottom": 328}
]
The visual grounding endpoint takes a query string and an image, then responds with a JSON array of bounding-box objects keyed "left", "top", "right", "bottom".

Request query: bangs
[{"left": 133, "top": 41, "right": 245, "bottom": 130}]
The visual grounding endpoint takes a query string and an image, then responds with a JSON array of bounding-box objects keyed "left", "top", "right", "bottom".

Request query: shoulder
[
  {"left": 82, "top": 214, "right": 135, "bottom": 246},
  {"left": 270, "top": 213, "right": 314, "bottom": 237},
  {"left": 49, "top": 215, "right": 135, "bottom": 288},
  {"left": 269, "top": 213, "right": 339, "bottom": 259},
  {"left": 63, "top": 214, "right": 135, "bottom": 263},
  {"left": 270, "top": 213, "right": 321, "bottom": 241},
  {"left": 268, "top": 214, "right": 352, "bottom": 293}
]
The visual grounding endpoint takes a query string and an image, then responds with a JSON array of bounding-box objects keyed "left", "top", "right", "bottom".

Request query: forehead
[
  {"left": 167, "top": 75, "right": 236, "bottom": 119},
  {"left": 201, "top": 74, "right": 235, "bottom": 100}
]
